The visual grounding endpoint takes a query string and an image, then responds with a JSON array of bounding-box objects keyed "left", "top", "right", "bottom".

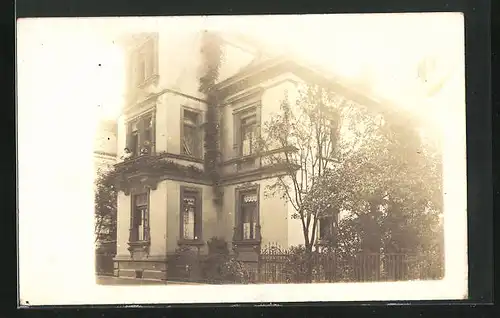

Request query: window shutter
[
  {"left": 179, "top": 187, "right": 185, "bottom": 238},
  {"left": 235, "top": 191, "right": 241, "bottom": 239},
  {"left": 151, "top": 112, "right": 156, "bottom": 153},
  {"left": 195, "top": 190, "right": 202, "bottom": 240},
  {"left": 196, "top": 112, "right": 202, "bottom": 158},
  {"left": 233, "top": 113, "right": 241, "bottom": 156},
  {"left": 125, "top": 122, "right": 132, "bottom": 151},
  {"left": 137, "top": 116, "right": 146, "bottom": 149}
]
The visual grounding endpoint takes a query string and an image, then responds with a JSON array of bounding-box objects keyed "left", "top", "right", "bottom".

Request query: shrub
[
  {"left": 283, "top": 245, "right": 311, "bottom": 283},
  {"left": 170, "top": 245, "right": 201, "bottom": 281},
  {"left": 203, "top": 237, "right": 250, "bottom": 284}
]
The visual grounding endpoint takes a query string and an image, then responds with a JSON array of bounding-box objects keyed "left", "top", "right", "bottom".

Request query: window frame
[
  {"left": 235, "top": 107, "right": 258, "bottom": 157},
  {"left": 318, "top": 211, "right": 339, "bottom": 242},
  {"left": 234, "top": 185, "right": 261, "bottom": 243},
  {"left": 179, "top": 186, "right": 203, "bottom": 245},
  {"left": 180, "top": 107, "right": 202, "bottom": 159},
  {"left": 129, "top": 191, "right": 150, "bottom": 244},
  {"left": 126, "top": 110, "right": 156, "bottom": 158}
]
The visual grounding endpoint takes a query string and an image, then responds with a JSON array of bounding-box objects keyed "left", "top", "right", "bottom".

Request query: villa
[{"left": 110, "top": 30, "right": 389, "bottom": 281}]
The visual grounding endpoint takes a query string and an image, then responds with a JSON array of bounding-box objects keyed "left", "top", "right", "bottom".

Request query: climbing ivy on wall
[{"left": 199, "top": 30, "right": 224, "bottom": 203}]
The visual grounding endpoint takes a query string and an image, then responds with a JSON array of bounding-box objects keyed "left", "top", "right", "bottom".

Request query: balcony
[{"left": 114, "top": 150, "right": 206, "bottom": 183}]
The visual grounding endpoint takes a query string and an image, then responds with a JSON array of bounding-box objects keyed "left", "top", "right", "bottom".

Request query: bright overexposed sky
[{"left": 17, "top": 13, "right": 464, "bottom": 126}]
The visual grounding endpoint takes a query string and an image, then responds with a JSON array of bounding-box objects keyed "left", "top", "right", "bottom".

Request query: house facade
[{"left": 111, "top": 31, "right": 386, "bottom": 281}]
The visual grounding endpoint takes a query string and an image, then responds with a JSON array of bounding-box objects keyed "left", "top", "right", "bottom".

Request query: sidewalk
[{"left": 97, "top": 275, "right": 203, "bottom": 285}]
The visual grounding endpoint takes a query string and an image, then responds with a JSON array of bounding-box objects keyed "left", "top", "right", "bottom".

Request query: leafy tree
[
  {"left": 259, "top": 82, "right": 444, "bottom": 282},
  {"left": 320, "top": 110, "right": 444, "bottom": 280},
  {"left": 94, "top": 168, "right": 117, "bottom": 249},
  {"left": 257, "top": 84, "right": 375, "bottom": 281}
]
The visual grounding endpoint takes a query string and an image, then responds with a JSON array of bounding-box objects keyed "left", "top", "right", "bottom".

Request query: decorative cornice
[
  {"left": 213, "top": 57, "right": 398, "bottom": 117},
  {"left": 223, "top": 86, "right": 264, "bottom": 106},
  {"left": 126, "top": 87, "right": 208, "bottom": 111},
  {"left": 115, "top": 172, "right": 161, "bottom": 196},
  {"left": 112, "top": 154, "right": 209, "bottom": 194},
  {"left": 235, "top": 181, "right": 260, "bottom": 191}
]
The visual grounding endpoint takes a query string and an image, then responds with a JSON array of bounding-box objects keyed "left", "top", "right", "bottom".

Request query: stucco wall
[
  {"left": 157, "top": 31, "right": 205, "bottom": 99},
  {"left": 149, "top": 181, "right": 168, "bottom": 257},
  {"left": 116, "top": 191, "right": 131, "bottom": 258}
]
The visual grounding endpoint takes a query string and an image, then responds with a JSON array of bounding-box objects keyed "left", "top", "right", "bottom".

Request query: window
[
  {"left": 237, "top": 190, "right": 259, "bottom": 241},
  {"left": 181, "top": 109, "right": 201, "bottom": 158},
  {"left": 318, "top": 212, "right": 338, "bottom": 241},
  {"left": 180, "top": 187, "right": 202, "bottom": 242},
  {"left": 319, "top": 216, "right": 334, "bottom": 240},
  {"left": 126, "top": 113, "right": 155, "bottom": 157},
  {"left": 130, "top": 193, "right": 149, "bottom": 242},
  {"left": 240, "top": 111, "right": 257, "bottom": 156},
  {"left": 133, "top": 36, "right": 158, "bottom": 87}
]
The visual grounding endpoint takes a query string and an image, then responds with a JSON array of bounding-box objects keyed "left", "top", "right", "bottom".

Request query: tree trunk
[{"left": 304, "top": 244, "right": 314, "bottom": 283}]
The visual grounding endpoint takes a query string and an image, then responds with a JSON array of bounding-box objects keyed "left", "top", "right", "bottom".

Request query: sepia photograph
[{"left": 18, "top": 13, "right": 468, "bottom": 305}]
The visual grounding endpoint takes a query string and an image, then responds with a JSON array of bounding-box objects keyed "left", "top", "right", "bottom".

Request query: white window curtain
[
  {"left": 183, "top": 197, "right": 196, "bottom": 240},
  {"left": 242, "top": 194, "right": 258, "bottom": 240}
]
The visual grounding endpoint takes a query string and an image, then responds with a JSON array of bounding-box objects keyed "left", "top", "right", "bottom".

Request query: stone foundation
[{"left": 113, "top": 256, "right": 168, "bottom": 281}]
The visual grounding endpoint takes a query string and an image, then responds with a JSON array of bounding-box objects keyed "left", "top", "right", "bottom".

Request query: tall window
[
  {"left": 133, "top": 36, "right": 157, "bottom": 87},
  {"left": 181, "top": 109, "right": 201, "bottom": 158},
  {"left": 318, "top": 212, "right": 338, "bottom": 241},
  {"left": 239, "top": 191, "right": 259, "bottom": 240},
  {"left": 180, "top": 187, "right": 202, "bottom": 242},
  {"left": 130, "top": 193, "right": 149, "bottom": 242},
  {"left": 240, "top": 111, "right": 257, "bottom": 156},
  {"left": 319, "top": 216, "right": 333, "bottom": 240},
  {"left": 127, "top": 113, "right": 155, "bottom": 157}
]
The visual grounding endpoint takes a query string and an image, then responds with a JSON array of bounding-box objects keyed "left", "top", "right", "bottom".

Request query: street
[{"left": 97, "top": 275, "right": 202, "bottom": 285}]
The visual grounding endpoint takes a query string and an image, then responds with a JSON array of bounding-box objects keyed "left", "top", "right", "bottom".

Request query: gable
[{"left": 217, "top": 41, "right": 257, "bottom": 83}]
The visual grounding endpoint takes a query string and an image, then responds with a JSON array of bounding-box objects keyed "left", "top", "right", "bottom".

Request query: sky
[{"left": 17, "top": 13, "right": 464, "bottom": 129}]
